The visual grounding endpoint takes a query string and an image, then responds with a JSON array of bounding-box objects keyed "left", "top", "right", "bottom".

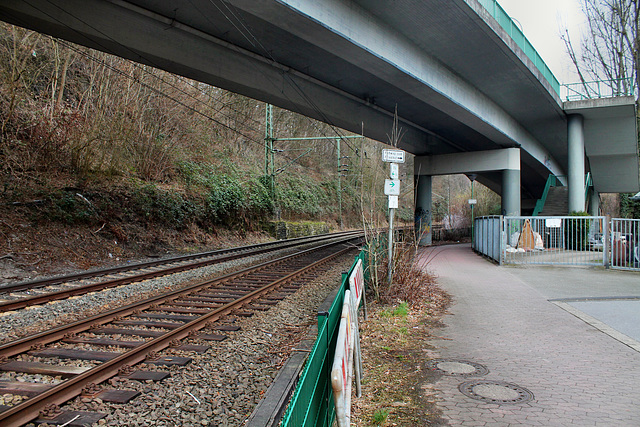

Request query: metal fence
[
  {"left": 610, "top": 218, "right": 640, "bottom": 271},
  {"left": 473, "top": 215, "right": 609, "bottom": 267},
  {"left": 280, "top": 250, "right": 367, "bottom": 426},
  {"left": 473, "top": 216, "right": 503, "bottom": 264},
  {"left": 502, "top": 216, "right": 606, "bottom": 266},
  {"left": 563, "top": 78, "right": 635, "bottom": 101}
]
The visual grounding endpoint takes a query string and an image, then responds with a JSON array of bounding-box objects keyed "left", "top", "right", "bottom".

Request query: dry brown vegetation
[
  {"left": 0, "top": 23, "right": 418, "bottom": 278},
  {"left": 352, "top": 248, "right": 451, "bottom": 426}
]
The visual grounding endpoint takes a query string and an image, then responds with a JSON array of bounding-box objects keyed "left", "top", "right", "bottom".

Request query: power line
[
  {"left": 200, "top": 0, "right": 362, "bottom": 153},
  {"left": 54, "top": 40, "right": 264, "bottom": 132},
  {"left": 40, "top": 37, "right": 269, "bottom": 149}
]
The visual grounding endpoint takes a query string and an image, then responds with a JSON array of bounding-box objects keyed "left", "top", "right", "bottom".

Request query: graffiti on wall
[{"left": 415, "top": 207, "right": 432, "bottom": 239}]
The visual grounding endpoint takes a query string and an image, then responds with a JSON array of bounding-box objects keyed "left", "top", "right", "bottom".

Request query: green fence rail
[
  {"left": 532, "top": 175, "right": 564, "bottom": 216},
  {"left": 532, "top": 174, "right": 593, "bottom": 216},
  {"left": 280, "top": 250, "right": 368, "bottom": 426},
  {"left": 563, "top": 78, "right": 635, "bottom": 101},
  {"left": 476, "top": 0, "right": 561, "bottom": 95}
]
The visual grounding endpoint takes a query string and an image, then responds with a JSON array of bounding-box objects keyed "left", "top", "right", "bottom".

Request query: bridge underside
[{"left": 0, "top": 0, "right": 636, "bottom": 204}]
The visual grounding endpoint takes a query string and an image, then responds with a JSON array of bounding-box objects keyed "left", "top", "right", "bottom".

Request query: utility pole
[
  {"left": 264, "top": 103, "right": 362, "bottom": 225},
  {"left": 337, "top": 138, "right": 343, "bottom": 229},
  {"left": 447, "top": 175, "right": 451, "bottom": 228},
  {"left": 264, "top": 104, "right": 275, "bottom": 198},
  {"left": 467, "top": 174, "right": 477, "bottom": 245},
  {"left": 337, "top": 140, "right": 351, "bottom": 229}
]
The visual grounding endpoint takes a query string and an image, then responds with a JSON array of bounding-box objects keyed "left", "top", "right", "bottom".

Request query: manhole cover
[
  {"left": 426, "top": 359, "right": 489, "bottom": 377},
  {"left": 458, "top": 380, "right": 534, "bottom": 404}
]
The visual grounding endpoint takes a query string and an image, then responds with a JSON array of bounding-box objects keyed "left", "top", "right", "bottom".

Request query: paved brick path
[{"left": 420, "top": 244, "right": 640, "bottom": 426}]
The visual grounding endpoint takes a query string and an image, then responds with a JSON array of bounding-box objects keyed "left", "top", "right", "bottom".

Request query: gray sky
[{"left": 497, "top": 0, "right": 585, "bottom": 84}]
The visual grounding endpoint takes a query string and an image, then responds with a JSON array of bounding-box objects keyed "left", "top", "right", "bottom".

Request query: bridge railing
[
  {"left": 476, "top": 0, "right": 560, "bottom": 95},
  {"left": 563, "top": 78, "right": 635, "bottom": 101}
]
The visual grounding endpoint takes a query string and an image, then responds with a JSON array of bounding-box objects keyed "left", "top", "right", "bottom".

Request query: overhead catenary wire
[
  {"left": 199, "top": 0, "right": 362, "bottom": 153},
  {"left": 52, "top": 39, "right": 265, "bottom": 134},
  {"left": 54, "top": 41, "right": 267, "bottom": 149}
]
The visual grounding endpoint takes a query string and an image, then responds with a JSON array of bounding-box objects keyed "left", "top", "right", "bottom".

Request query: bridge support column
[
  {"left": 502, "top": 169, "right": 521, "bottom": 216},
  {"left": 415, "top": 175, "right": 432, "bottom": 246},
  {"left": 568, "top": 114, "right": 586, "bottom": 213}
]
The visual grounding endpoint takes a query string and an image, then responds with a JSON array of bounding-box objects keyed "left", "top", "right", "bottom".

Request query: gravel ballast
[
  {"left": 0, "top": 239, "right": 349, "bottom": 344},
  {"left": 0, "top": 243, "right": 357, "bottom": 427}
]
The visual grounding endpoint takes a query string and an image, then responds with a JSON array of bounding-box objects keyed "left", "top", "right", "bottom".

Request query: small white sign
[
  {"left": 545, "top": 218, "right": 562, "bottom": 228},
  {"left": 389, "top": 163, "right": 399, "bottom": 179},
  {"left": 468, "top": 199, "right": 477, "bottom": 205},
  {"left": 388, "top": 195, "right": 398, "bottom": 209},
  {"left": 382, "top": 149, "right": 405, "bottom": 163},
  {"left": 384, "top": 179, "right": 400, "bottom": 196}
]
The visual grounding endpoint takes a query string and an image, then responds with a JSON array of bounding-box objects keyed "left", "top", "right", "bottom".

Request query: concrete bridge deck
[{"left": 420, "top": 244, "right": 640, "bottom": 426}]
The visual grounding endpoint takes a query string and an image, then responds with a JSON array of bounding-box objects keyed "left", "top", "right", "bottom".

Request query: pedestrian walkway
[{"left": 419, "top": 244, "right": 640, "bottom": 426}]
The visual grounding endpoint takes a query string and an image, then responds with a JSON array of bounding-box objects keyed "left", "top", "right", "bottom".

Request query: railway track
[
  {"left": 0, "top": 231, "right": 361, "bottom": 313},
  {"left": 0, "top": 235, "right": 361, "bottom": 426}
]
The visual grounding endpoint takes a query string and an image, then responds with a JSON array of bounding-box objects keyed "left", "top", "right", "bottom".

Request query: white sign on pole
[
  {"left": 388, "top": 195, "right": 398, "bottom": 209},
  {"left": 545, "top": 218, "right": 562, "bottom": 228},
  {"left": 384, "top": 179, "right": 400, "bottom": 196},
  {"left": 382, "top": 149, "right": 405, "bottom": 163},
  {"left": 468, "top": 199, "right": 477, "bottom": 205},
  {"left": 389, "top": 163, "right": 399, "bottom": 179}
]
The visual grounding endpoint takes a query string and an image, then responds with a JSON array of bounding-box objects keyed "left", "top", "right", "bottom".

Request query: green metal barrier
[
  {"left": 533, "top": 174, "right": 593, "bottom": 216},
  {"left": 532, "top": 175, "right": 563, "bottom": 216},
  {"left": 476, "top": 0, "right": 560, "bottom": 95},
  {"left": 280, "top": 250, "right": 368, "bottom": 426}
]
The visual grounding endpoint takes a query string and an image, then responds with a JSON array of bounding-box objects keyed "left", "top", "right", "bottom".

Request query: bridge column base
[{"left": 502, "top": 169, "right": 521, "bottom": 216}]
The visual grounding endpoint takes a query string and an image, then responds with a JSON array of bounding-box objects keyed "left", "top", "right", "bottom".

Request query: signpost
[
  {"left": 384, "top": 179, "right": 400, "bottom": 196},
  {"left": 382, "top": 149, "right": 405, "bottom": 284},
  {"left": 382, "top": 149, "right": 405, "bottom": 163},
  {"left": 389, "top": 163, "right": 399, "bottom": 179}
]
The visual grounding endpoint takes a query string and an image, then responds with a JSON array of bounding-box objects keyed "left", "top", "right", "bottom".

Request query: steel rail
[
  {"left": 0, "top": 231, "right": 361, "bottom": 292},
  {"left": 0, "top": 231, "right": 362, "bottom": 312},
  {"left": 0, "top": 236, "right": 361, "bottom": 358},
  {"left": 0, "top": 240, "right": 357, "bottom": 426}
]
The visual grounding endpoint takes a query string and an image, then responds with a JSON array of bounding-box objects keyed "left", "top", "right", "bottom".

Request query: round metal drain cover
[
  {"left": 427, "top": 359, "right": 489, "bottom": 377},
  {"left": 458, "top": 380, "right": 534, "bottom": 404}
]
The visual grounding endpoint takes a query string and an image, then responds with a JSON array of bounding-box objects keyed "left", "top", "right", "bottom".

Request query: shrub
[
  {"left": 372, "top": 409, "right": 389, "bottom": 425},
  {"left": 42, "top": 191, "right": 97, "bottom": 224}
]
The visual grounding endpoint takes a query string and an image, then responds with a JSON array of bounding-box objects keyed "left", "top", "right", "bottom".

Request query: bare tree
[{"left": 562, "top": 0, "right": 639, "bottom": 99}]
